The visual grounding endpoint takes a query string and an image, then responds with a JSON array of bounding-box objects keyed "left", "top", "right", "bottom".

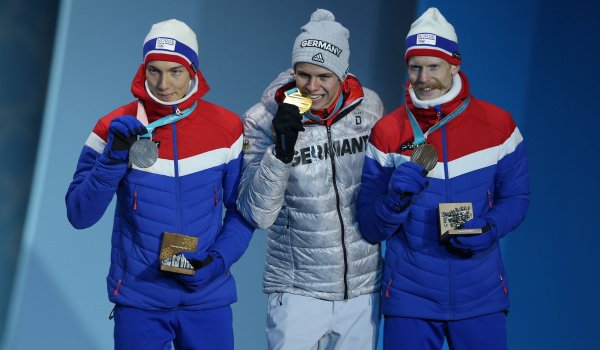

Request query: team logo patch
[
  {"left": 416, "top": 33, "right": 436, "bottom": 46},
  {"left": 353, "top": 115, "right": 363, "bottom": 131},
  {"left": 312, "top": 53, "right": 325, "bottom": 63},
  {"left": 156, "top": 37, "right": 176, "bottom": 51},
  {"left": 153, "top": 140, "right": 161, "bottom": 148},
  {"left": 400, "top": 141, "right": 415, "bottom": 152}
]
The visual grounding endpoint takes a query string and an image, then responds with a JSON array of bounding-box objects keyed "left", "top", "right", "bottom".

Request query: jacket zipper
[
  {"left": 500, "top": 275, "right": 507, "bottom": 295},
  {"left": 326, "top": 125, "right": 349, "bottom": 300},
  {"left": 385, "top": 279, "right": 392, "bottom": 298},
  {"left": 172, "top": 106, "right": 183, "bottom": 232},
  {"left": 440, "top": 116, "right": 455, "bottom": 320}
]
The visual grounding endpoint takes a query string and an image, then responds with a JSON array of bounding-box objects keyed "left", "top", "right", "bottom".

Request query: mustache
[{"left": 413, "top": 81, "right": 447, "bottom": 90}]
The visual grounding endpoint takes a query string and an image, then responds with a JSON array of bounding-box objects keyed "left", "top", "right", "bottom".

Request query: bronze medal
[{"left": 411, "top": 143, "right": 438, "bottom": 172}]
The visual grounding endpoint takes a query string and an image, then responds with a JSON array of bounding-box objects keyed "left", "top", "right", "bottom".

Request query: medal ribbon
[
  {"left": 406, "top": 97, "right": 470, "bottom": 146},
  {"left": 302, "top": 92, "right": 344, "bottom": 123},
  {"left": 139, "top": 101, "right": 198, "bottom": 138}
]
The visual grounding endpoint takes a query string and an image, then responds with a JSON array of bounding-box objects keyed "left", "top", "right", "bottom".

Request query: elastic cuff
[{"left": 273, "top": 147, "right": 293, "bottom": 164}]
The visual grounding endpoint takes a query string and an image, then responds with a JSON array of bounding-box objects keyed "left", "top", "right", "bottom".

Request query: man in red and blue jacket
[
  {"left": 65, "top": 19, "right": 253, "bottom": 350},
  {"left": 357, "top": 8, "right": 529, "bottom": 350}
]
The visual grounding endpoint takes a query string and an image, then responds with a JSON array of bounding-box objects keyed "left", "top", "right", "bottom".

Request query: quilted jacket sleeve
[
  {"left": 207, "top": 134, "right": 255, "bottom": 270},
  {"left": 236, "top": 105, "right": 292, "bottom": 229},
  {"left": 65, "top": 123, "right": 128, "bottom": 229},
  {"left": 357, "top": 129, "right": 411, "bottom": 244},
  {"left": 485, "top": 125, "right": 530, "bottom": 238}
]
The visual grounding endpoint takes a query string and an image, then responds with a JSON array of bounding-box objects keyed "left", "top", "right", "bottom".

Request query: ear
[{"left": 451, "top": 64, "right": 461, "bottom": 76}]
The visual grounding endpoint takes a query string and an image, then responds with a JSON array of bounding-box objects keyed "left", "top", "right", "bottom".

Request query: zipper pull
[
  {"left": 133, "top": 191, "right": 138, "bottom": 211},
  {"left": 214, "top": 187, "right": 219, "bottom": 206},
  {"left": 500, "top": 275, "right": 507, "bottom": 295},
  {"left": 487, "top": 190, "right": 493, "bottom": 209},
  {"left": 434, "top": 105, "right": 442, "bottom": 118},
  {"left": 385, "top": 279, "right": 392, "bottom": 298},
  {"left": 114, "top": 280, "right": 122, "bottom": 296}
]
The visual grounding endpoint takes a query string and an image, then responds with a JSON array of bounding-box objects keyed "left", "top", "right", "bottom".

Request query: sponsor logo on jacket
[{"left": 291, "top": 135, "right": 369, "bottom": 167}]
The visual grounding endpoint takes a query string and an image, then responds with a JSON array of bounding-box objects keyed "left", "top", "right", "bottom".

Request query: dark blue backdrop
[{"left": 1, "top": 0, "right": 599, "bottom": 349}]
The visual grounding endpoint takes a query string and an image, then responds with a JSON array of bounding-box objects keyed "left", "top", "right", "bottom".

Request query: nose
[
  {"left": 418, "top": 69, "right": 430, "bottom": 83},
  {"left": 158, "top": 74, "right": 169, "bottom": 90},
  {"left": 305, "top": 77, "right": 319, "bottom": 92}
]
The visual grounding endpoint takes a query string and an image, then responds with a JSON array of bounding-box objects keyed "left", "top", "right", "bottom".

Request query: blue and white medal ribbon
[
  {"left": 406, "top": 97, "right": 470, "bottom": 146},
  {"left": 405, "top": 97, "right": 470, "bottom": 171},
  {"left": 129, "top": 101, "right": 198, "bottom": 168}
]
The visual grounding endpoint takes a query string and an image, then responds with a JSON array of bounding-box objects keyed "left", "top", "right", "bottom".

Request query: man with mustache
[
  {"left": 357, "top": 7, "right": 530, "bottom": 349},
  {"left": 237, "top": 9, "right": 384, "bottom": 350}
]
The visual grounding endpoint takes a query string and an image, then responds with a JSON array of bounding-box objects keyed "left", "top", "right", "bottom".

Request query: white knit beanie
[
  {"left": 292, "top": 9, "right": 350, "bottom": 81},
  {"left": 405, "top": 8, "right": 461, "bottom": 65},
  {"left": 143, "top": 19, "right": 199, "bottom": 77}
]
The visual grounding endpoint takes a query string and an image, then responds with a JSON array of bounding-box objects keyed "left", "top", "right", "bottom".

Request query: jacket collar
[
  {"left": 405, "top": 71, "right": 471, "bottom": 125},
  {"left": 130, "top": 64, "right": 210, "bottom": 121},
  {"left": 273, "top": 73, "right": 365, "bottom": 126}
]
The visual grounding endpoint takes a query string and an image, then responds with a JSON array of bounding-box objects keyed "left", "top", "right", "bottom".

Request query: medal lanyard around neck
[
  {"left": 406, "top": 97, "right": 470, "bottom": 146},
  {"left": 302, "top": 92, "right": 344, "bottom": 123},
  {"left": 139, "top": 101, "right": 198, "bottom": 138}
]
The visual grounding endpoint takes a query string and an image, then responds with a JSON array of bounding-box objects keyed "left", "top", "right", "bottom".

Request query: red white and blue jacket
[
  {"left": 66, "top": 65, "right": 253, "bottom": 310},
  {"left": 357, "top": 72, "right": 529, "bottom": 320}
]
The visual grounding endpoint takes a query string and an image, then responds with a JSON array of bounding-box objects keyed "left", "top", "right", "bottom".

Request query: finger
[
  {"left": 135, "top": 126, "right": 149, "bottom": 136},
  {"left": 113, "top": 132, "right": 129, "bottom": 144},
  {"left": 280, "top": 103, "right": 301, "bottom": 114}
]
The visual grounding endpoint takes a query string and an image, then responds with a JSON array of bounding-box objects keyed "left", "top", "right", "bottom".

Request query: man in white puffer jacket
[{"left": 237, "top": 8, "right": 384, "bottom": 350}]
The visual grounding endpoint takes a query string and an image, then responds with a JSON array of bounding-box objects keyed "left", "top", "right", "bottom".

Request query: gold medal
[
  {"left": 411, "top": 143, "right": 438, "bottom": 172},
  {"left": 283, "top": 88, "right": 312, "bottom": 114}
]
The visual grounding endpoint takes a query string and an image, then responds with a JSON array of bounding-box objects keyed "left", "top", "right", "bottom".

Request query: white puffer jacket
[{"left": 237, "top": 69, "right": 384, "bottom": 300}]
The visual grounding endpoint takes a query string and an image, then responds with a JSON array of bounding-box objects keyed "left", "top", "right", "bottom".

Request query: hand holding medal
[
  {"left": 104, "top": 116, "right": 148, "bottom": 163},
  {"left": 129, "top": 101, "right": 198, "bottom": 168}
]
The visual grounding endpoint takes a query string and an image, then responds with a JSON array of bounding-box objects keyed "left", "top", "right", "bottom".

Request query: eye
[{"left": 319, "top": 75, "right": 333, "bottom": 82}]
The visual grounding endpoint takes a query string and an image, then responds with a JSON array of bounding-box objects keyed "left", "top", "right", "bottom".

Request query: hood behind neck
[{"left": 130, "top": 64, "right": 210, "bottom": 119}]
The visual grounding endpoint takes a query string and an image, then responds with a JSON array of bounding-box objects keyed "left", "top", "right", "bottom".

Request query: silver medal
[
  {"left": 129, "top": 138, "right": 158, "bottom": 168},
  {"left": 411, "top": 143, "right": 438, "bottom": 172}
]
